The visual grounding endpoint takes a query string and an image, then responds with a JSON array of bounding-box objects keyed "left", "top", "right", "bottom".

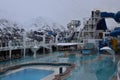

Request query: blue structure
[
  {"left": 96, "top": 11, "right": 120, "bottom": 31},
  {"left": 97, "top": 11, "right": 120, "bottom": 54},
  {"left": 98, "top": 39, "right": 110, "bottom": 54},
  {"left": 45, "top": 30, "right": 57, "bottom": 36},
  {"left": 101, "top": 11, "right": 120, "bottom": 23},
  {"left": 100, "top": 11, "right": 120, "bottom": 37},
  {"left": 110, "top": 28, "right": 120, "bottom": 37}
]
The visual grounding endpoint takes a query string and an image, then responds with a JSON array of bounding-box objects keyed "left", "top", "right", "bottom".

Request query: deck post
[
  {"left": 9, "top": 50, "right": 12, "bottom": 60},
  {"left": 43, "top": 47, "right": 45, "bottom": 54},
  {"left": 50, "top": 46, "right": 52, "bottom": 53},
  {"left": 23, "top": 32, "right": 26, "bottom": 58},
  {"left": 23, "top": 48, "right": 26, "bottom": 58},
  {"left": 33, "top": 50, "right": 36, "bottom": 58},
  {"left": 8, "top": 41, "right": 12, "bottom": 59},
  {"left": 43, "top": 34, "right": 45, "bottom": 44}
]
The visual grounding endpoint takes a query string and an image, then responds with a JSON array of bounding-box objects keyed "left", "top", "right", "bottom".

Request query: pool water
[
  {"left": 0, "top": 52, "right": 117, "bottom": 80},
  {"left": 81, "top": 50, "right": 91, "bottom": 54},
  {"left": 0, "top": 68, "right": 53, "bottom": 80},
  {"left": 65, "top": 55, "right": 117, "bottom": 80}
]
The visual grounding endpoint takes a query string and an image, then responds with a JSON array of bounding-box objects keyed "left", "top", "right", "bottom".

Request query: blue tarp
[
  {"left": 101, "top": 12, "right": 114, "bottom": 18},
  {"left": 110, "top": 29, "right": 120, "bottom": 37},
  {"left": 46, "top": 30, "right": 57, "bottom": 36},
  {"left": 114, "top": 27, "right": 120, "bottom": 30},
  {"left": 101, "top": 11, "right": 120, "bottom": 23}
]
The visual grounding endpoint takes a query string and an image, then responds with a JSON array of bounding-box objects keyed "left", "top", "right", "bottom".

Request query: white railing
[{"left": 0, "top": 40, "right": 55, "bottom": 51}]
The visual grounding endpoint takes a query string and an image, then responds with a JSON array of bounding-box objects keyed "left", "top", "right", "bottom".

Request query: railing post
[
  {"left": 56, "top": 34, "right": 58, "bottom": 43},
  {"left": 8, "top": 41, "right": 12, "bottom": 60},
  {"left": 23, "top": 32, "right": 27, "bottom": 58},
  {"left": 49, "top": 40, "right": 53, "bottom": 53},
  {"left": 23, "top": 40, "right": 26, "bottom": 58},
  {"left": 43, "top": 34, "right": 45, "bottom": 44},
  {"left": 34, "top": 40, "right": 37, "bottom": 46}
]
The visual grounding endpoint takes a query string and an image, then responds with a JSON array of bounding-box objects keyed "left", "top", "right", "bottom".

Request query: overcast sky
[{"left": 0, "top": 0, "right": 120, "bottom": 29}]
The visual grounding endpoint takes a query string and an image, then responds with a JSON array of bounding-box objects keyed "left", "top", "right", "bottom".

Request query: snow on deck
[{"left": 57, "top": 43, "right": 78, "bottom": 46}]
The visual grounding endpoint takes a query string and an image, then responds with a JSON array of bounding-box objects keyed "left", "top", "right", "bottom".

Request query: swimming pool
[
  {"left": 0, "top": 68, "right": 53, "bottom": 80},
  {"left": 64, "top": 55, "right": 117, "bottom": 80},
  {"left": 0, "top": 52, "right": 117, "bottom": 80}
]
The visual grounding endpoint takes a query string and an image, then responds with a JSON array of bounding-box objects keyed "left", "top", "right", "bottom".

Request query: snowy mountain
[
  {"left": 26, "top": 17, "right": 66, "bottom": 41},
  {"left": 0, "top": 17, "right": 66, "bottom": 42},
  {"left": 26, "top": 17, "right": 66, "bottom": 32},
  {"left": 0, "top": 18, "right": 25, "bottom": 42}
]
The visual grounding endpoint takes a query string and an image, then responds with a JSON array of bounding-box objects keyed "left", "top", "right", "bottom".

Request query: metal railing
[{"left": 0, "top": 40, "right": 56, "bottom": 51}]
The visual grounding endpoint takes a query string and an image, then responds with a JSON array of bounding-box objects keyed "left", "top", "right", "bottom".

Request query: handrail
[{"left": 0, "top": 40, "right": 55, "bottom": 51}]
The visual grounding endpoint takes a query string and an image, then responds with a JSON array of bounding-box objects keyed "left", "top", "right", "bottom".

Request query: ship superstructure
[
  {"left": 80, "top": 10, "right": 120, "bottom": 45},
  {"left": 81, "top": 10, "right": 107, "bottom": 44}
]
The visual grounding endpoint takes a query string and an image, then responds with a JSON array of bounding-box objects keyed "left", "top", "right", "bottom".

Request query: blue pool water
[
  {"left": 81, "top": 50, "right": 91, "bottom": 54},
  {"left": 0, "top": 68, "right": 53, "bottom": 80},
  {"left": 65, "top": 55, "right": 117, "bottom": 80},
  {"left": 0, "top": 52, "right": 117, "bottom": 80},
  {"left": 76, "top": 49, "right": 91, "bottom": 54}
]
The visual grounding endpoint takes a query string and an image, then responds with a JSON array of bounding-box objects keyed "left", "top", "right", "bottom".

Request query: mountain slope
[{"left": 0, "top": 18, "right": 24, "bottom": 42}]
